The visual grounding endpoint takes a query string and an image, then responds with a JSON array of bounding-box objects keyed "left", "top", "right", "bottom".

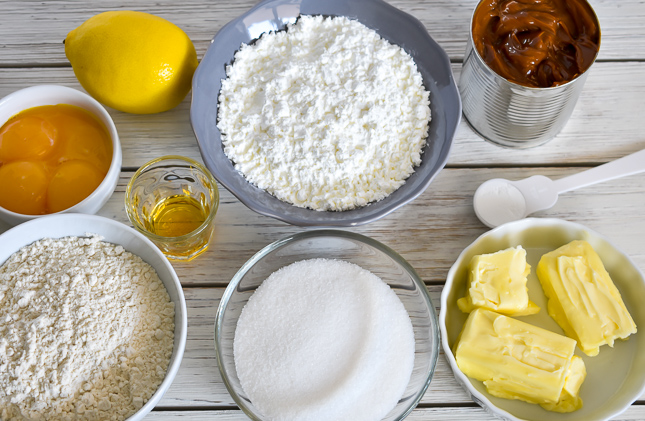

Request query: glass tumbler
[{"left": 125, "top": 155, "right": 219, "bottom": 261}]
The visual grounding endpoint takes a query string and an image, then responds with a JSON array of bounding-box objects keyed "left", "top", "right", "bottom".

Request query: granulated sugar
[
  {"left": 0, "top": 235, "right": 175, "bottom": 420},
  {"left": 233, "top": 258, "right": 415, "bottom": 421}
]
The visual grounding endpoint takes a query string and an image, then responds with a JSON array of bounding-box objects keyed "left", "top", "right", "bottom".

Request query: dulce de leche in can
[{"left": 459, "top": 0, "right": 601, "bottom": 148}]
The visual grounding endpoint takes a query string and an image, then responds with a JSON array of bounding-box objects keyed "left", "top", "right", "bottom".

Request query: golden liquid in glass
[{"left": 145, "top": 195, "right": 209, "bottom": 238}]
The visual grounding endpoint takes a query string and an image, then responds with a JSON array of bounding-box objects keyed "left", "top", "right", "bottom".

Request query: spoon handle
[{"left": 552, "top": 148, "right": 645, "bottom": 194}]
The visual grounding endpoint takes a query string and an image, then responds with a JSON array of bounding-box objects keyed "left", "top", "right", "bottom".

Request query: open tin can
[{"left": 459, "top": 0, "right": 601, "bottom": 148}]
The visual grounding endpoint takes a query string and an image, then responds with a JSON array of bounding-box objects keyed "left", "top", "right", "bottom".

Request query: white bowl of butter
[{"left": 440, "top": 218, "right": 645, "bottom": 421}]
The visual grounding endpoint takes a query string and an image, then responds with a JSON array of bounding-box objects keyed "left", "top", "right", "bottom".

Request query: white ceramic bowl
[
  {"left": 0, "top": 214, "right": 187, "bottom": 421},
  {"left": 0, "top": 85, "right": 122, "bottom": 226},
  {"left": 440, "top": 218, "right": 645, "bottom": 421}
]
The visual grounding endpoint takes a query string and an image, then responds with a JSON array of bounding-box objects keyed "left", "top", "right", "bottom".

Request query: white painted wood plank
[
  {"left": 144, "top": 405, "right": 645, "bottom": 420},
  {"left": 1, "top": 166, "right": 643, "bottom": 284},
  {"left": 145, "top": 407, "right": 501, "bottom": 420},
  {"left": 158, "top": 286, "right": 475, "bottom": 407},
  {"left": 0, "top": 69, "right": 203, "bottom": 168},
  {"left": 1, "top": 170, "right": 641, "bottom": 411},
  {"left": 119, "top": 166, "right": 645, "bottom": 285},
  {"left": 1, "top": 0, "right": 643, "bottom": 419},
  {"left": 162, "top": 281, "right": 645, "bottom": 409},
  {"left": 1, "top": 62, "right": 644, "bottom": 168},
  {"left": 450, "top": 62, "right": 645, "bottom": 166},
  {"left": 0, "top": 0, "right": 643, "bottom": 64}
]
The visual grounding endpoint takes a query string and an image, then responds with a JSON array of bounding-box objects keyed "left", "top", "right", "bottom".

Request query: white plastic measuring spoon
[{"left": 473, "top": 148, "right": 645, "bottom": 228}]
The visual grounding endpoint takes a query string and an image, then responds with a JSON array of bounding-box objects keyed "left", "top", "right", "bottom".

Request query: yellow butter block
[
  {"left": 537, "top": 240, "right": 637, "bottom": 356},
  {"left": 454, "top": 308, "right": 584, "bottom": 411},
  {"left": 540, "top": 355, "right": 586, "bottom": 413},
  {"left": 457, "top": 246, "right": 539, "bottom": 316}
]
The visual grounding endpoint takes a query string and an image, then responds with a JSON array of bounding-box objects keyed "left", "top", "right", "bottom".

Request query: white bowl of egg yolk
[{"left": 0, "top": 85, "right": 121, "bottom": 226}]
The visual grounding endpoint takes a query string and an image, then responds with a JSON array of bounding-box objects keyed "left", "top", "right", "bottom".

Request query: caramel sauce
[{"left": 472, "top": 0, "right": 600, "bottom": 88}]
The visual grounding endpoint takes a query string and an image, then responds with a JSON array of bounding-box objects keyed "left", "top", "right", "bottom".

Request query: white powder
[
  {"left": 233, "top": 258, "right": 415, "bottom": 421},
  {"left": 473, "top": 179, "right": 527, "bottom": 227},
  {"left": 218, "top": 15, "right": 431, "bottom": 211},
  {"left": 0, "top": 235, "right": 175, "bottom": 421}
]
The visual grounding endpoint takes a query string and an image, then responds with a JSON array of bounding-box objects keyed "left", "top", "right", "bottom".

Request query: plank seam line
[
  {"left": 1, "top": 58, "right": 644, "bottom": 69},
  {"left": 152, "top": 405, "right": 238, "bottom": 412},
  {"left": 449, "top": 58, "right": 645, "bottom": 64},
  {"left": 182, "top": 283, "right": 229, "bottom": 289},
  {"left": 416, "top": 402, "right": 480, "bottom": 408},
  {"left": 445, "top": 162, "right": 621, "bottom": 169},
  {"left": 0, "top": 63, "right": 72, "bottom": 69}
]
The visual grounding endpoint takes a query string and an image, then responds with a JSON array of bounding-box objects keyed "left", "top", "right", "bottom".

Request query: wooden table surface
[{"left": 1, "top": 0, "right": 645, "bottom": 419}]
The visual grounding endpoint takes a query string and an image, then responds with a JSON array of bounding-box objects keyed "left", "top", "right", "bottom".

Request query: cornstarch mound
[
  {"left": 0, "top": 235, "right": 175, "bottom": 421},
  {"left": 233, "top": 258, "right": 415, "bottom": 421},
  {"left": 218, "top": 15, "right": 431, "bottom": 212}
]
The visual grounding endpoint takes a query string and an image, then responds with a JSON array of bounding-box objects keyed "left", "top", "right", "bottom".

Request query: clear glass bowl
[{"left": 214, "top": 230, "right": 440, "bottom": 420}]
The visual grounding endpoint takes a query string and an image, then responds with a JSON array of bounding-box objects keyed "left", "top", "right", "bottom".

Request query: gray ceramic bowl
[{"left": 191, "top": 0, "right": 461, "bottom": 226}]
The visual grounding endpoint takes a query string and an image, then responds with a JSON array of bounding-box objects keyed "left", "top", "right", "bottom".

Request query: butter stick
[
  {"left": 541, "top": 355, "right": 586, "bottom": 413},
  {"left": 537, "top": 240, "right": 637, "bottom": 356},
  {"left": 457, "top": 246, "right": 539, "bottom": 316},
  {"left": 454, "top": 308, "right": 585, "bottom": 412}
]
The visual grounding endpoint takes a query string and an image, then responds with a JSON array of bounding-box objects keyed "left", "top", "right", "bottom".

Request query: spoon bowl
[
  {"left": 474, "top": 176, "right": 558, "bottom": 228},
  {"left": 473, "top": 148, "right": 645, "bottom": 228}
]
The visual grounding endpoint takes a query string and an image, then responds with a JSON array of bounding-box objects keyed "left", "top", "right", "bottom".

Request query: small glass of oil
[{"left": 125, "top": 156, "right": 219, "bottom": 261}]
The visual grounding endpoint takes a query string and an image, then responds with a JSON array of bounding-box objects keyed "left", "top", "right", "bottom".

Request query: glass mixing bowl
[{"left": 214, "top": 229, "right": 439, "bottom": 420}]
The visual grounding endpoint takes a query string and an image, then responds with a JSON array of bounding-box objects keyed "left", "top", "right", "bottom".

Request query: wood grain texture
[
  {"left": 119, "top": 167, "right": 645, "bottom": 285},
  {"left": 1, "top": 0, "right": 644, "bottom": 65},
  {"left": 157, "top": 286, "right": 477, "bottom": 408},
  {"left": 1, "top": 170, "right": 641, "bottom": 412},
  {"left": 2, "top": 166, "right": 643, "bottom": 284},
  {"left": 1, "top": 62, "right": 645, "bottom": 169},
  {"left": 144, "top": 406, "right": 645, "bottom": 420},
  {"left": 165, "top": 283, "right": 645, "bottom": 411},
  {"left": 2, "top": 0, "right": 645, "bottom": 419},
  {"left": 157, "top": 287, "right": 645, "bottom": 409}
]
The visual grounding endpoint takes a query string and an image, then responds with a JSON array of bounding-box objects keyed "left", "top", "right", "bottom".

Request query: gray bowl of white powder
[
  {"left": 191, "top": 0, "right": 461, "bottom": 226},
  {"left": 214, "top": 230, "right": 440, "bottom": 420}
]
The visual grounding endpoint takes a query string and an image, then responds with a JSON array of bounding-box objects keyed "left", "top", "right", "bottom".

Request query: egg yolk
[
  {"left": 0, "top": 161, "right": 49, "bottom": 214},
  {"left": 47, "top": 160, "right": 105, "bottom": 213},
  {"left": 0, "top": 104, "right": 112, "bottom": 215},
  {"left": 0, "top": 116, "right": 58, "bottom": 162},
  {"left": 59, "top": 117, "right": 112, "bottom": 174}
]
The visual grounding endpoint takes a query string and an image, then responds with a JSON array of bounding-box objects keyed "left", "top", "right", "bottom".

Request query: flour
[
  {"left": 0, "top": 235, "right": 175, "bottom": 421},
  {"left": 234, "top": 258, "right": 415, "bottom": 421},
  {"left": 218, "top": 15, "right": 431, "bottom": 211}
]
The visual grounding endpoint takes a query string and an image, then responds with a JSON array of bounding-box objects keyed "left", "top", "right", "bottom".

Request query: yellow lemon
[{"left": 65, "top": 11, "right": 198, "bottom": 114}]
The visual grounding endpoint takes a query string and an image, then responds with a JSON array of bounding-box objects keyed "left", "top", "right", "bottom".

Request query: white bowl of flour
[
  {"left": 215, "top": 230, "right": 440, "bottom": 421},
  {"left": 0, "top": 214, "right": 187, "bottom": 420}
]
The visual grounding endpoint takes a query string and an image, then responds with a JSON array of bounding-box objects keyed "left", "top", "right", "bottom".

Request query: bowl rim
[
  {"left": 0, "top": 213, "right": 188, "bottom": 421},
  {"left": 439, "top": 217, "right": 645, "bottom": 421},
  {"left": 214, "top": 228, "right": 440, "bottom": 420},
  {"left": 190, "top": 0, "right": 461, "bottom": 227},
  {"left": 0, "top": 85, "right": 122, "bottom": 223}
]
